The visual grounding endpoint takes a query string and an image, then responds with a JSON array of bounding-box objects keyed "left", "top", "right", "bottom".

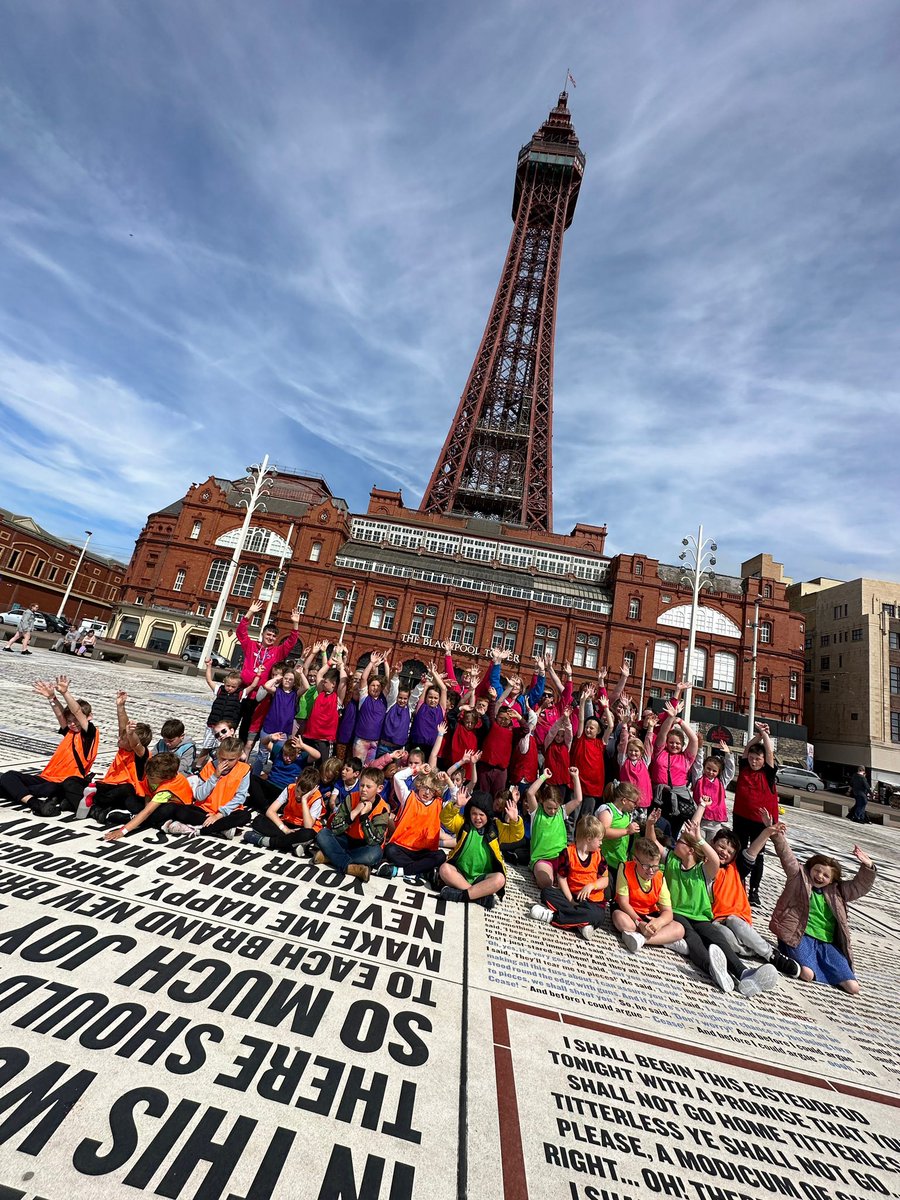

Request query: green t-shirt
[
  {"left": 530, "top": 806, "right": 567, "bottom": 867},
  {"left": 455, "top": 829, "right": 491, "bottom": 884},
  {"left": 805, "top": 889, "right": 836, "bottom": 943},
  {"left": 665, "top": 858, "right": 713, "bottom": 922},
  {"left": 601, "top": 803, "right": 632, "bottom": 870}
]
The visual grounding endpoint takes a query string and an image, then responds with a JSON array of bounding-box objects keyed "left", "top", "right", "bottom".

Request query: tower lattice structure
[{"left": 420, "top": 93, "right": 585, "bottom": 531}]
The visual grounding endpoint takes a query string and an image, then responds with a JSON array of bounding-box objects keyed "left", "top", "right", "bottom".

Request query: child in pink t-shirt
[{"left": 617, "top": 725, "right": 652, "bottom": 808}]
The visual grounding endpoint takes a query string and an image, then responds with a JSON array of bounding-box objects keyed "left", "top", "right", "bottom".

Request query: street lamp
[
  {"left": 199, "top": 456, "right": 275, "bottom": 664},
  {"left": 678, "top": 524, "right": 717, "bottom": 725},
  {"left": 56, "top": 531, "right": 93, "bottom": 620},
  {"left": 261, "top": 522, "right": 295, "bottom": 629}
]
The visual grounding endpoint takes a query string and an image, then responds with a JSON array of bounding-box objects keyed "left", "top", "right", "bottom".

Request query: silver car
[
  {"left": 776, "top": 765, "right": 826, "bottom": 792},
  {"left": 0, "top": 610, "right": 48, "bottom": 631}
]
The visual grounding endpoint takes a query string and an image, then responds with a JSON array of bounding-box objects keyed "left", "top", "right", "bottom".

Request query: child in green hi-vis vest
[
  {"left": 646, "top": 806, "right": 780, "bottom": 999},
  {"left": 598, "top": 779, "right": 642, "bottom": 872},
  {"left": 523, "top": 766, "right": 584, "bottom": 891}
]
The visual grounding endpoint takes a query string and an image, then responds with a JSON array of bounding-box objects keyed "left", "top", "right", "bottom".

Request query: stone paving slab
[{"left": 0, "top": 653, "right": 898, "bottom": 1200}]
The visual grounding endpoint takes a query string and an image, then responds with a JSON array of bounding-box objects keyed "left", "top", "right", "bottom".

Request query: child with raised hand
[
  {"left": 543, "top": 712, "right": 573, "bottom": 787},
  {"left": 86, "top": 690, "right": 152, "bottom": 821},
  {"left": 769, "top": 828, "right": 875, "bottom": 995},
  {"left": 523, "top": 766, "right": 583, "bottom": 890},
  {"left": 245, "top": 765, "right": 325, "bottom": 854},
  {"left": 103, "top": 752, "right": 198, "bottom": 841},
  {"left": 732, "top": 722, "right": 779, "bottom": 907},
  {"left": 300, "top": 642, "right": 349, "bottom": 761},
  {"left": 0, "top": 676, "right": 100, "bottom": 814},
  {"left": 438, "top": 790, "right": 507, "bottom": 909},
  {"left": 378, "top": 764, "right": 448, "bottom": 881},
  {"left": 709, "top": 821, "right": 801, "bottom": 978},
  {"left": 260, "top": 666, "right": 300, "bottom": 742},
  {"left": 693, "top": 746, "right": 733, "bottom": 836},
  {"left": 410, "top": 661, "right": 448, "bottom": 757},
  {"left": 352, "top": 651, "right": 389, "bottom": 764},
  {"left": 598, "top": 780, "right": 642, "bottom": 876},
  {"left": 197, "top": 659, "right": 243, "bottom": 768},
  {"left": 650, "top": 694, "right": 699, "bottom": 836},
  {"left": 572, "top": 684, "right": 611, "bottom": 818},
  {"left": 647, "top": 807, "right": 779, "bottom": 997},
  {"left": 617, "top": 725, "right": 653, "bottom": 811},
  {"left": 491, "top": 788, "right": 527, "bottom": 861},
  {"left": 612, "top": 837, "right": 686, "bottom": 952},
  {"left": 530, "top": 813, "right": 608, "bottom": 940},
  {"left": 315, "top": 766, "right": 391, "bottom": 882}
]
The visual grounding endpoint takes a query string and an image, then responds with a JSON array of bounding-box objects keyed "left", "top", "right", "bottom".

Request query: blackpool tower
[{"left": 420, "top": 92, "right": 585, "bottom": 531}]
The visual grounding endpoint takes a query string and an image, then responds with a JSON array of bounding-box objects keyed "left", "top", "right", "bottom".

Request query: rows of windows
[
  {"left": 348, "top": 518, "right": 610, "bottom": 582},
  {"left": 334, "top": 555, "right": 612, "bottom": 614}
]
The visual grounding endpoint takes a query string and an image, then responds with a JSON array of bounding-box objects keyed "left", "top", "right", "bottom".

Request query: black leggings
[
  {"left": 675, "top": 914, "right": 747, "bottom": 978},
  {"left": 383, "top": 843, "right": 446, "bottom": 874},
  {"left": 732, "top": 814, "right": 766, "bottom": 893},
  {"left": 541, "top": 886, "right": 607, "bottom": 930},
  {"left": 0, "top": 771, "right": 85, "bottom": 812},
  {"left": 238, "top": 696, "right": 258, "bottom": 743},
  {"left": 252, "top": 813, "right": 316, "bottom": 853}
]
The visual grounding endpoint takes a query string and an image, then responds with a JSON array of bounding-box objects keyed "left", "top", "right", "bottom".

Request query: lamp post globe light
[{"left": 678, "top": 524, "right": 717, "bottom": 726}]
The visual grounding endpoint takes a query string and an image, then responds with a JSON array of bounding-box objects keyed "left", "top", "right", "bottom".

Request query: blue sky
[{"left": 1, "top": 1, "right": 897, "bottom": 582}]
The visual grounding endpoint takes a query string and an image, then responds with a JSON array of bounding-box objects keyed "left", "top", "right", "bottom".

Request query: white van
[{"left": 78, "top": 620, "right": 108, "bottom": 638}]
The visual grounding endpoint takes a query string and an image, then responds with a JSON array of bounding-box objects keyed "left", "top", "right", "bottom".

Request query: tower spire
[{"left": 420, "top": 95, "right": 585, "bottom": 531}]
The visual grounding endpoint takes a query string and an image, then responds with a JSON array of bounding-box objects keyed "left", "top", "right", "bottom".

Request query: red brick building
[
  {"left": 113, "top": 472, "right": 805, "bottom": 725},
  {"left": 0, "top": 508, "right": 125, "bottom": 627},
  {"left": 112, "top": 93, "right": 805, "bottom": 730}
]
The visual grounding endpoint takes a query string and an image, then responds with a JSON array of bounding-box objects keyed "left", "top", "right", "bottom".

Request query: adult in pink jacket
[{"left": 236, "top": 599, "right": 301, "bottom": 740}]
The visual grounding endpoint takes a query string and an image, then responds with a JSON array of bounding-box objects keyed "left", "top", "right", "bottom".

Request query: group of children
[{"left": 0, "top": 601, "right": 878, "bottom": 999}]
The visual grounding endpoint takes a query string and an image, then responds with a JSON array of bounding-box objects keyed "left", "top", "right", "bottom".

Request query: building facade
[
  {"left": 111, "top": 93, "right": 806, "bottom": 748},
  {"left": 0, "top": 509, "right": 125, "bottom": 626},
  {"left": 787, "top": 577, "right": 900, "bottom": 787}
]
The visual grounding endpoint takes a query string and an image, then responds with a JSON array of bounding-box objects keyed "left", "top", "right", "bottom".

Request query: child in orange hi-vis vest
[
  {"left": 0, "top": 676, "right": 98, "bottom": 813},
  {"left": 611, "top": 836, "right": 687, "bottom": 953},
  {"left": 84, "top": 690, "right": 152, "bottom": 822},
  {"left": 243, "top": 765, "right": 325, "bottom": 854},
  {"left": 104, "top": 752, "right": 199, "bottom": 840},
  {"left": 529, "top": 813, "right": 609, "bottom": 941},
  {"left": 377, "top": 765, "right": 448, "bottom": 881},
  {"left": 709, "top": 822, "right": 802, "bottom": 979}
]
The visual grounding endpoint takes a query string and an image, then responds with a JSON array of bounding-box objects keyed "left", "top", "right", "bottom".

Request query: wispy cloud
[{"left": 0, "top": 0, "right": 897, "bottom": 582}]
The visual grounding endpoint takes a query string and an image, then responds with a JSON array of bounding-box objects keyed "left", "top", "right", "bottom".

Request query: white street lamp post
[
  {"left": 747, "top": 595, "right": 761, "bottom": 739},
  {"left": 338, "top": 584, "right": 357, "bottom": 648},
  {"left": 678, "top": 524, "right": 717, "bottom": 726},
  {"left": 262, "top": 522, "right": 295, "bottom": 628},
  {"left": 57, "top": 531, "right": 93, "bottom": 619},
  {"left": 199, "top": 456, "right": 274, "bottom": 665}
]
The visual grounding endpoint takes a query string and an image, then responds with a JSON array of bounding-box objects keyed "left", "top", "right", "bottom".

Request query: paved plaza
[{"left": 0, "top": 648, "right": 898, "bottom": 1200}]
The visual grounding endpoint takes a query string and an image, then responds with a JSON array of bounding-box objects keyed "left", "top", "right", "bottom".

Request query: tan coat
[{"left": 768, "top": 831, "right": 875, "bottom": 967}]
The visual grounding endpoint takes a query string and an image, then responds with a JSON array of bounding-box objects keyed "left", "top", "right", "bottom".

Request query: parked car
[
  {"left": 0, "top": 610, "right": 47, "bottom": 630},
  {"left": 181, "top": 645, "right": 230, "bottom": 668},
  {"left": 39, "top": 612, "right": 70, "bottom": 634},
  {"left": 776, "top": 766, "right": 826, "bottom": 792}
]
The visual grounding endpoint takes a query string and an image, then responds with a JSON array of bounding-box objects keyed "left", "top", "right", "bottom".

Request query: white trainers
[
  {"left": 708, "top": 944, "right": 734, "bottom": 993},
  {"left": 163, "top": 819, "right": 198, "bottom": 837},
  {"left": 737, "top": 963, "right": 779, "bottom": 998},
  {"left": 529, "top": 904, "right": 554, "bottom": 923},
  {"left": 669, "top": 938, "right": 690, "bottom": 957},
  {"left": 622, "top": 931, "right": 645, "bottom": 953},
  {"left": 578, "top": 925, "right": 594, "bottom": 941}
]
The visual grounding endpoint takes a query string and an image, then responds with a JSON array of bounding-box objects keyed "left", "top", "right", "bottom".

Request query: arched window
[
  {"left": 759, "top": 621, "right": 772, "bottom": 644},
  {"left": 712, "top": 652, "right": 737, "bottom": 693},
  {"left": 204, "top": 559, "right": 229, "bottom": 593},
  {"left": 260, "top": 567, "right": 284, "bottom": 602},
  {"left": 686, "top": 646, "right": 707, "bottom": 687},
  {"left": 147, "top": 623, "right": 175, "bottom": 653},
  {"left": 232, "top": 564, "right": 259, "bottom": 598},
  {"left": 652, "top": 641, "right": 678, "bottom": 683},
  {"left": 628, "top": 598, "right": 641, "bottom": 620}
]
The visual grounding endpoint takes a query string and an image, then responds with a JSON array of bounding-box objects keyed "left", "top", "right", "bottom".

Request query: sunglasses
[{"left": 214, "top": 730, "right": 231, "bottom": 738}]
